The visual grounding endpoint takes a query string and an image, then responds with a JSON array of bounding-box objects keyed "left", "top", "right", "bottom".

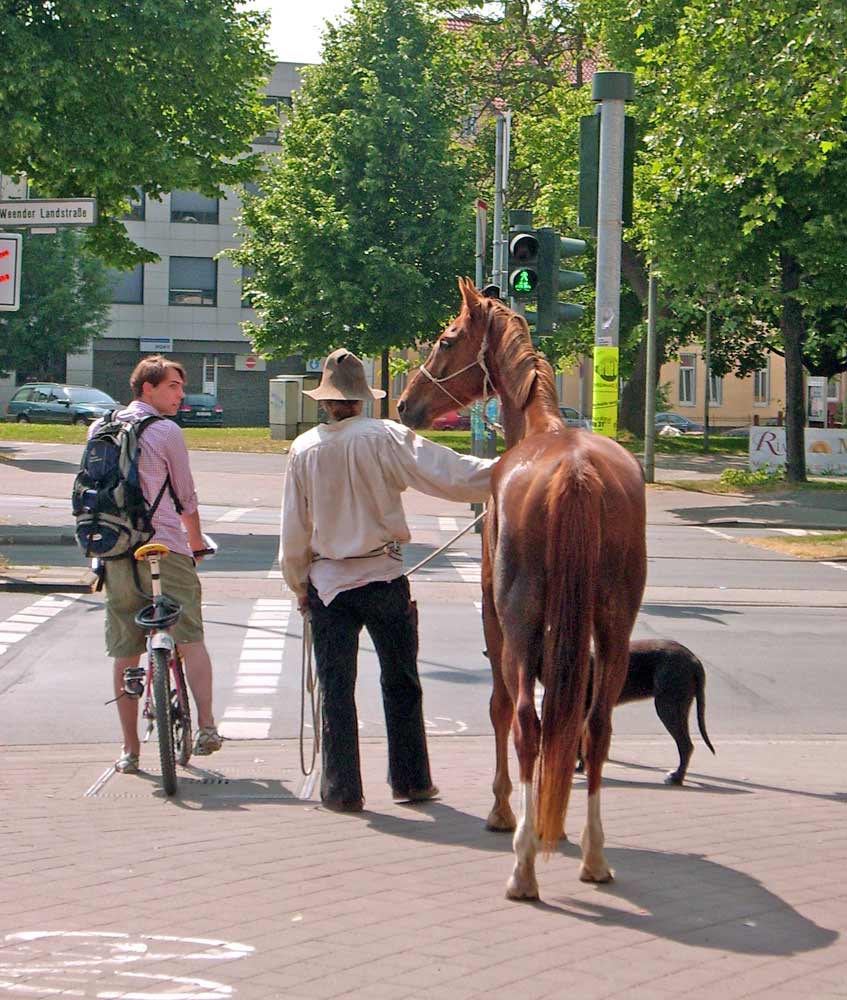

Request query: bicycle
[{"left": 123, "top": 541, "right": 193, "bottom": 796}]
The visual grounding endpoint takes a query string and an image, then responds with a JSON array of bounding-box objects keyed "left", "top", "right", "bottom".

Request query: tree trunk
[
  {"left": 380, "top": 348, "right": 390, "bottom": 419},
  {"left": 618, "top": 242, "right": 669, "bottom": 435},
  {"left": 779, "top": 252, "right": 807, "bottom": 483}
]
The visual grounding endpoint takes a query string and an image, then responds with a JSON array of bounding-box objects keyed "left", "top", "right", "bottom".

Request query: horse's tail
[
  {"left": 536, "top": 455, "right": 602, "bottom": 848},
  {"left": 694, "top": 659, "right": 716, "bottom": 755}
]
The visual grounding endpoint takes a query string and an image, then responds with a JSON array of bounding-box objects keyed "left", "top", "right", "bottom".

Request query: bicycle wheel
[
  {"left": 172, "top": 654, "right": 193, "bottom": 767},
  {"left": 152, "top": 647, "right": 178, "bottom": 796}
]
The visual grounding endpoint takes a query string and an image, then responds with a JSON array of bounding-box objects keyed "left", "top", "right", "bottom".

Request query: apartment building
[{"left": 64, "top": 62, "right": 309, "bottom": 425}]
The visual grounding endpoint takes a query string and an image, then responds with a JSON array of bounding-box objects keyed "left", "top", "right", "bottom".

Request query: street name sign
[
  {"left": 0, "top": 232, "right": 23, "bottom": 311},
  {"left": 0, "top": 198, "right": 98, "bottom": 227}
]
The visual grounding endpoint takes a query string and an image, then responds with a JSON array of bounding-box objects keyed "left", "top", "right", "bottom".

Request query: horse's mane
[{"left": 486, "top": 300, "right": 560, "bottom": 412}]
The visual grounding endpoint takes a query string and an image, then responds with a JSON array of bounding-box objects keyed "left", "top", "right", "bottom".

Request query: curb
[
  {"left": 0, "top": 570, "right": 95, "bottom": 594},
  {"left": 0, "top": 531, "right": 77, "bottom": 546}
]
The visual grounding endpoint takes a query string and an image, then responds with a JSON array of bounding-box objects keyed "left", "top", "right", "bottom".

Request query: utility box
[{"left": 269, "top": 375, "right": 320, "bottom": 440}]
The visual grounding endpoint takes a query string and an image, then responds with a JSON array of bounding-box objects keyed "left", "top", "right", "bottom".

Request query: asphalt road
[{"left": 1, "top": 440, "right": 846, "bottom": 762}]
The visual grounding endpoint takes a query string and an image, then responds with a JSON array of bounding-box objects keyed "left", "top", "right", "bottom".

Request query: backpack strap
[{"left": 133, "top": 414, "right": 185, "bottom": 516}]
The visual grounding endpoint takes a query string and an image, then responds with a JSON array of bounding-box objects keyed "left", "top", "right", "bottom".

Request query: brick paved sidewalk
[{"left": 1, "top": 734, "right": 844, "bottom": 999}]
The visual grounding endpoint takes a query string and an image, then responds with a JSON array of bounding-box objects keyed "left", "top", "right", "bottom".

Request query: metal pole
[
  {"left": 493, "top": 116, "right": 505, "bottom": 293},
  {"left": 643, "top": 263, "right": 658, "bottom": 483},
  {"left": 499, "top": 111, "right": 511, "bottom": 286},
  {"left": 703, "top": 307, "right": 711, "bottom": 451},
  {"left": 591, "top": 71, "right": 634, "bottom": 438}
]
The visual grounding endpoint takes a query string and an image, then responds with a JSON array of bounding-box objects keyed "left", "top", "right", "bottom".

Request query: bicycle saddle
[
  {"left": 134, "top": 596, "right": 182, "bottom": 631},
  {"left": 135, "top": 542, "right": 171, "bottom": 561}
]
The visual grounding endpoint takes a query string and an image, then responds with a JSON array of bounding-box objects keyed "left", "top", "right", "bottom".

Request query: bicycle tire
[
  {"left": 152, "top": 647, "right": 178, "bottom": 796},
  {"left": 173, "top": 654, "right": 193, "bottom": 767}
]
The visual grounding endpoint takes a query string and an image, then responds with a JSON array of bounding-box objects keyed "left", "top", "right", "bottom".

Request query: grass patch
[
  {"left": 0, "top": 423, "right": 89, "bottom": 445},
  {"left": 737, "top": 532, "right": 847, "bottom": 560}
]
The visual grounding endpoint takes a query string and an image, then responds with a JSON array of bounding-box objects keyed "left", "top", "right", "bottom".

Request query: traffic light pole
[{"left": 591, "top": 71, "right": 634, "bottom": 437}]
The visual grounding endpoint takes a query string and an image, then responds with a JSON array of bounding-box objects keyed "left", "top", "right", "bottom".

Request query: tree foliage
[
  {"left": 0, "top": 230, "right": 111, "bottom": 377},
  {"left": 235, "top": 0, "right": 475, "bottom": 363},
  {"left": 0, "top": 1, "right": 274, "bottom": 266}
]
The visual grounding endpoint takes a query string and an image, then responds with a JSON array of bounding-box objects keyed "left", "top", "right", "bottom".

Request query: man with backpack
[{"left": 82, "top": 355, "right": 222, "bottom": 773}]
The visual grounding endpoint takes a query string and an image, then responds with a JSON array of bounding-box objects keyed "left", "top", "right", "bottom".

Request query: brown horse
[{"left": 398, "top": 279, "right": 646, "bottom": 899}]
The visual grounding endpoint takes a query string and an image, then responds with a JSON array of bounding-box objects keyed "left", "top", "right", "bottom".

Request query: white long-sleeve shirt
[{"left": 280, "top": 415, "right": 495, "bottom": 605}]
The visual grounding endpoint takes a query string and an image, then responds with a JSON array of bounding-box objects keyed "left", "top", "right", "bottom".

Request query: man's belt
[{"left": 312, "top": 541, "right": 402, "bottom": 563}]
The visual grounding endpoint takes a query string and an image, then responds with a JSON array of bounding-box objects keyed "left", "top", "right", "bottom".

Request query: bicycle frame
[{"left": 131, "top": 545, "right": 192, "bottom": 794}]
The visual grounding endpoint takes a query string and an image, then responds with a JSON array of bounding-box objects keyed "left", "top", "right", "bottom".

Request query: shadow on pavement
[
  {"left": 543, "top": 843, "right": 838, "bottom": 956},
  {"left": 640, "top": 603, "right": 744, "bottom": 624},
  {"left": 4, "top": 458, "right": 81, "bottom": 474}
]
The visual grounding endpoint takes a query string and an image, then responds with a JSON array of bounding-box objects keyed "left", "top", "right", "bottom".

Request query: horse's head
[{"left": 398, "top": 277, "right": 490, "bottom": 429}]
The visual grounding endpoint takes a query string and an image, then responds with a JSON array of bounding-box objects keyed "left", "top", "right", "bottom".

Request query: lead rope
[{"left": 299, "top": 613, "right": 320, "bottom": 776}]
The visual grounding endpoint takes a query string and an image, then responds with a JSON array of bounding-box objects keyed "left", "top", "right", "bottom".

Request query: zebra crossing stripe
[
  {"left": 221, "top": 599, "right": 291, "bottom": 739},
  {"left": 0, "top": 594, "right": 82, "bottom": 658}
]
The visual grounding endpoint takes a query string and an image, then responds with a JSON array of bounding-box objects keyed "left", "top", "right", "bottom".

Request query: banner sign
[
  {"left": 591, "top": 346, "right": 619, "bottom": 437},
  {"left": 749, "top": 426, "right": 847, "bottom": 476}
]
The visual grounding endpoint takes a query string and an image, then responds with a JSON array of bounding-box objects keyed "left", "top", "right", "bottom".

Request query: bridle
[{"left": 417, "top": 317, "right": 495, "bottom": 412}]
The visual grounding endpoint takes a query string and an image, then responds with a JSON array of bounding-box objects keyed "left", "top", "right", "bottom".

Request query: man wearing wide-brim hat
[{"left": 281, "top": 348, "right": 495, "bottom": 813}]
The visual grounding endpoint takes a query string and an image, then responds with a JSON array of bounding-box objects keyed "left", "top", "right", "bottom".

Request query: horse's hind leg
[
  {"left": 482, "top": 533, "right": 516, "bottom": 832},
  {"left": 579, "top": 638, "right": 628, "bottom": 884},
  {"left": 506, "top": 663, "right": 540, "bottom": 900}
]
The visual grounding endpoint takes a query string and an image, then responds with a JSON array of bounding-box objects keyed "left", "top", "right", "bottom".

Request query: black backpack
[{"left": 72, "top": 412, "right": 180, "bottom": 559}]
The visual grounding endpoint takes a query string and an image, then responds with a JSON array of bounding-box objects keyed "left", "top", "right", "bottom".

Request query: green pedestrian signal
[{"left": 508, "top": 229, "right": 539, "bottom": 301}]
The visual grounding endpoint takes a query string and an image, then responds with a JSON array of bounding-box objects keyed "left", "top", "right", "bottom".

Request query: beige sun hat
[{"left": 302, "top": 348, "right": 386, "bottom": 401}]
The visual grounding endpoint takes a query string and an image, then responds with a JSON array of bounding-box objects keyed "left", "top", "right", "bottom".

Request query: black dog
[{"left": 577, "top": 639, "right": 715, "bottom": 785}]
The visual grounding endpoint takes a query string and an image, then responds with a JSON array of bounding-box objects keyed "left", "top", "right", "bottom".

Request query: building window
[
  {"left": 124, "top": 188, "right": 145, "bottom": 221},
  {"left": 708, "top": 373, "right": 723, "bottom": 406},
  {"left": 679, "top": 353, "right": 696, "bottom": 405},
  {"left": 753, "top": 364, "right": 769, "bottom": 405},
  {"left": 170, "top": 190, "right": 219, "bottom": 225},
  {"left": 108, "top": 264, "right": 144, "bottom": 304},
  {"left": 827, "top": 377, "right": 841, "bottom": 402},
  {"left": 240, "top": 265, "right": 255, "bottom": 309},
  {"left": 254, "top": 96, "right": 291, "bottom": 145},
  {"left": 169, "top": 257, "right": 217, "bottom": 306}
]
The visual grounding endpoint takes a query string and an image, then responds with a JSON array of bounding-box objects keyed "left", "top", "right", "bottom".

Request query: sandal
[
  {"left": 115, "top": 750, "right": 139, "bottom": 774},
  {"left": 193, "top": 726, "right": 223, "bottom": 756}
]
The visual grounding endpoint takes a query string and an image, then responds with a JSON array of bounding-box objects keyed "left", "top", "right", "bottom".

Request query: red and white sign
[
  {"left": 235, "top": 353, "right": 266, "bottom": 372},
  {"left": 0, "top": 232, "right": 22, "bottom": 312}
]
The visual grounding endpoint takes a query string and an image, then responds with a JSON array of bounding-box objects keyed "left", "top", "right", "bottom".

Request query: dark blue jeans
[{"left": 307, "top": 575, "right": 432, "bottom": 805}]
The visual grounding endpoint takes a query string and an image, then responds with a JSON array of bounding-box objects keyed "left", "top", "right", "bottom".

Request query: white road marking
[
  {"left": 215, "top": 506, "right": 254, "bottom": 522},
  {"left": 220, "top": 599, "right": 290, "bottom": 740},
  {"left": 699, "top": 526, "right": 736, "bottom": 541},
  {"left": 823, "top": 561, "right": 847, "bottom": 573},
  {"left": 0, "top": 931, "right": 253, "bottom": 1000},
  {"left": 0, "top": 594, "right": 82, "bottom": 658},
  {"left": 449, "top": 555, "right": 480, "bottom": 583},
  {"left": 438, "top": 517, "right": 460, "bottom": 533}
]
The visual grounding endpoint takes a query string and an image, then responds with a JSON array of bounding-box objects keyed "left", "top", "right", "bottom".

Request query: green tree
[
  {"left": 641, "top": 0, "right": 847, "bottom": 480},
  {"left": 234, "top": 0, "right": 475, "bottom": 414},
  {"left": 0, "top": 230, "right": 111, "bottom": 377},
  {"left": 0, "top": 1, "right": 273, "bottom": 267}
]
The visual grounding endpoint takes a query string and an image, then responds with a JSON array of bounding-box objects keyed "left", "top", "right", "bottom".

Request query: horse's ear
[{"left": 458, "top": 276, "right": 483, "bottom": 314}]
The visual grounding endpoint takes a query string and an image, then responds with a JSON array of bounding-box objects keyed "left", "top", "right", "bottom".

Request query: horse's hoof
[
  {"left": 505, "top": 875, "right": 539, "bottom": 901},
  {"left": 664, "top": 771, "right": 684, "bottom": 786},
  {"left": 579, "top": 864, "right": 614, "bottom": 884},
  {"left": 485, "top": 808, "right": 516, "bottom": 832}
]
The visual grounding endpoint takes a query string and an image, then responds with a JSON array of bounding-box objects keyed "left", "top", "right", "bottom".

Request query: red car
[{"left": 431, "top": 409, "right": 471, "bottom": 430}]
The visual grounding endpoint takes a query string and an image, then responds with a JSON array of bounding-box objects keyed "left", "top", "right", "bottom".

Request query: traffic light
[
  {"left": 508, "top": 228, "right": 539, "bottom": 301},
  {"left": 0, "top": 233, "right": 22, "bottom": 313},
  {"left": 527, "top": 228, "right": 587, "bottom": 335}
]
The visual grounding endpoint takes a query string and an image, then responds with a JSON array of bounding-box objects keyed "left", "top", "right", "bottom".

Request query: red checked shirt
[{"left": 88, "top": 401, "right": 199, "bottom": 557}]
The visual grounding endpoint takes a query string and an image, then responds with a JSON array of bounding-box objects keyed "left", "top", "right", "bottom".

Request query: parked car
[
  {"left": 174, "top": 392, "right": 224, "bottom": 427},
  {"left": 559, "top": 405, "right": 591, "bottom": 429},
  {"left": 430, "top": 408, "right": 471, "bottom": 431},
  {"left": 655, "top": 411, "right": 704, "bottom": 433},
  {"left": 5, "top": 383, "right": 120, "bottom": 424}
]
